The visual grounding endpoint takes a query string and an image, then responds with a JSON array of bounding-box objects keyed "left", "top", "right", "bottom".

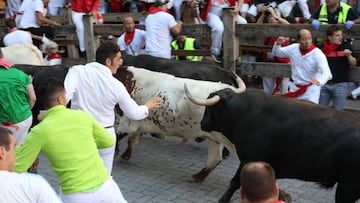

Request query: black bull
[{"left": 189, "top": 88, "right": 360, "bottom": 203}]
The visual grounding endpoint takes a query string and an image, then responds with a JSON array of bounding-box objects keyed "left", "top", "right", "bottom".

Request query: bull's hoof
[
  {"left": 279, "top": 189, "right": 292, "bottom": 203},
  {"left": 192, "top": 168, "right": 210, "bottom": 182},
  {"left": 121, "top": 149, "right": 132, "bottom": 161},
  {"left": 218, "top": 196, "right": 230, "bottom": 203}
]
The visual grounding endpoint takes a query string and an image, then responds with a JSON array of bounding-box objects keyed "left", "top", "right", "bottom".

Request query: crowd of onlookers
[{"left": 1, "top": 0, "right": 360, "bottom": 101}]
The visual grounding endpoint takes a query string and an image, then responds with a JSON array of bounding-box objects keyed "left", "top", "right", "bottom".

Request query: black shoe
[
  {"left": 79, "top": 51, "right": 87, "bottom": 59},
  {"left": 211, "top": 54, "right": 222, "bottom": 63}
]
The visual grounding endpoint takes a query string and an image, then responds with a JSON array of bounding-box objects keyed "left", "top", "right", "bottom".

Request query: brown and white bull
[
  {"left": 1, "top": 44, "right": 45, "bottom": 65},
  {"left": 114, "top": 66, "right": 246, "bottom": 181}
]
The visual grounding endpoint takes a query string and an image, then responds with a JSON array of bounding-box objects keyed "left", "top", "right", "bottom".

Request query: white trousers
[
  {"left": 71, "top": 11, "right": 86, "bottom": 52},
  {"left": 205, "top": 7, "right": 247, "bottom": 55},
  {"left": 174, "top": 0, "right": 184, "bottom": 21},
  {"left": 297, "top": 0, "right": 311, "bottom": 19},
  {"left": 0, "top": 115, "right": 32, "bottom": 146},
  {"left": 263, "top": 77, "right": 289, "bottom": 95},
  {"left": 60, "top": 177, "right": 128, "bottom": 203},
  {"left": 99, "top": 127, "right": 116, "bottom": 175}
]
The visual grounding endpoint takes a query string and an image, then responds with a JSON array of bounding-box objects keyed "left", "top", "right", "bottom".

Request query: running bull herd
[{"left": 13, "top": 54, "right": 360, "bottom": 203}]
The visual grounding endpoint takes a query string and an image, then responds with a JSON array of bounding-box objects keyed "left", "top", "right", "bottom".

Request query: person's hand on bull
[{"left": 145, "top": 97, "right": 162, "bottom": 110}]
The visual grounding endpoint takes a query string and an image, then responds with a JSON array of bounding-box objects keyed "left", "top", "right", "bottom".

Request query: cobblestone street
[{"left": 38, "top": 135, "right": 355, "bottom": 203}]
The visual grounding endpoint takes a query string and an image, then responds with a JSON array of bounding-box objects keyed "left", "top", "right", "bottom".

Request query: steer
[
  {"left": 122, "top": 54, "right": 239, "bottom": 86},
  {"left": 15, "top": 64, "right": 70, "bottom": 125},
  {"left": 185, "top": 87, "right": 360, "bottom": 203},
  {"left": 2, "top": 44, "right": 45, "bottom": 65},
  {"left": 114, "top": 66, "right": 246, "bottom": 181}
]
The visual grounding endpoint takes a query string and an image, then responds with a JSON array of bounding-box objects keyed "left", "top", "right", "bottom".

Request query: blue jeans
[{"left": 319, "top": 82, "right": 348, "bottom": 110}]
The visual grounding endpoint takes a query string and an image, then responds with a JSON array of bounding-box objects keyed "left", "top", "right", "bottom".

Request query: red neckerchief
[
  {"left": 283, "top": 83, "right": 312, "bottom": 98},
  {"left": 8, "top": 27, "right": 18, "bottom": 33},
  {"left": 321, "top": 39, "right": 339, "bottom": 56},
  {"left": 125, "top": 29, "right": 136, "bottom": 45},
  {"left": 47, "top": 53, "right": 62, "bottom": 60},
  {"left": 0, "top": 58, "right": 14, "bottom": 70},
  {"left": 300, "top": 44, "right": 316, "bottom": 55},
  {"left": 148, "top": 6, "right": 164, "bottom": 14},
  {"left": 1, "top": 122, "right": 19, "bottom": 131}
]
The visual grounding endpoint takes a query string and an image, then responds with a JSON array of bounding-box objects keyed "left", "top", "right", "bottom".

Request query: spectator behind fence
[
  {"left": 64, "top": 42, "right": 161, "bottom": 175},
  {"left": 145, "top": 0, "right": 183, "bottom": 59},
  {"left": 17, "top": 0, "right": 61, "bottom": 48},
  {"left": 48, "top": 0, "right": 69, "bottom": 16},
  {"left": 171, "top": 29, "right": 202, "bottom": 61},
  {"left": 14, "top": 0, "right": 31, "bottom": 27},
  {"left": 257, "top": 7, "right": 290, "bottom": 95},
  {"left": 117, "top": 16, "right": 146, "bottom": 56},
  {"left": 41, "top": 40, "right": 64, "bottom": 66},
  {"left": 197, "top": 0, "right": 247, "bottom": 63},
  {"left": 15, "top": 78, "right": 128, "bottom": 203},
  {"left": 4, "top": 0, "right": 21, "bottom": 20},
  {"left": 240, "top": 162, "right": 284, "bottom": 203},
  {"left": 71, "top": 0, "right": 101, "bottom": 57},
  {"left": 3, "top": 19, "right": 33, "bottom": 46},
  {"left": 319, "top": 25, "right": 357, "bottom": 110},
  {"left": 0, "top": 127, "right": 63, "bottom": 203},
  {"left": 0, "top": 49, "right": 36, "bottom": 146},
  {"left": 310, "top": 0, "right": 360, "bottom": 31},
  {"left": 272, "top": 29, "right": 332, "bottom": 104}
]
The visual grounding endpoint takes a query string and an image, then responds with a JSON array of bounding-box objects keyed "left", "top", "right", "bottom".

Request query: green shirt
[
  {"left": 15, "top": 105, "right": 114, "bottom": 194},
  {"left": 0, "top": 67, "right": 32, "bottom": 123}
]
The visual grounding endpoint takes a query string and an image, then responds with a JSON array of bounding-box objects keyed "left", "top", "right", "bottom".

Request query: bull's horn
[
  {"left": 184, "top": 84, "right": 220, "bottom": 106},
  {"left": 232, "top": 71, "right": 246, "bottom": 93}
]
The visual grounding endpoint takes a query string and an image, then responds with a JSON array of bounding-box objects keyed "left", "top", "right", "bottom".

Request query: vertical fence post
[
  {"left": 64, "top": 7, "right": 79, "bottom": 58},
  {"left": 83, "top": 15, "right": 96, "bottom": 62},
  {"left": 222, "top": 8, "right": 238, "bottom": 72}
]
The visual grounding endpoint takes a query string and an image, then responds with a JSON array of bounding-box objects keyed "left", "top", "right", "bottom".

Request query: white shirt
[
  {"left": 272, "top": 43, "right": 332, "bottom": 86},
  {"left": 3, "top": 30, "right": 33, "bottom": 47},
  {"left": 64, "top": 62, "right": 149, "bottom": 127},
  {"left": 145, "top": 11, "right": 178, "bottom": 59},
  {"left": 19, "top": 0, "right": 45, "bottom": 29},
  {"left": 0, "top": 171, "right": 62, "bottom": 203},
  {"left": 117, "top": 28, "right": 146, "bottom": 56},
  {"left": 48, "top": 0, "right": 65, "bottom": 8}
]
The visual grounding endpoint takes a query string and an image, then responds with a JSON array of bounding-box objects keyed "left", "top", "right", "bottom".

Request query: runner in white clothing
[
  {"left": 145, "top": 0, "right": 183, "bottom": 59},
  {"left": 0, "top": 127, "right": 62, "bottom": 203},
  {"left": 272, "top": 29, "right": 332, "bottom": 104},
  {"left": 64, "top": 42, "right": 161, "bottom": 175}
]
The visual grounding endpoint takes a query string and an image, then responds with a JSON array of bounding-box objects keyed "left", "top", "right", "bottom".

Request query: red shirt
[{"left": 71, "top": 0, "right": 101, "bottom": 13}]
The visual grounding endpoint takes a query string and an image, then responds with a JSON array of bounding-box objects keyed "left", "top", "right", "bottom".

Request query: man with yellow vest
[
  {"left": 171, "top": 30, "right": 202, "bottom": 61},
  {"left": 310, "top": 0, "right": 360, "bottom": 30}
]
